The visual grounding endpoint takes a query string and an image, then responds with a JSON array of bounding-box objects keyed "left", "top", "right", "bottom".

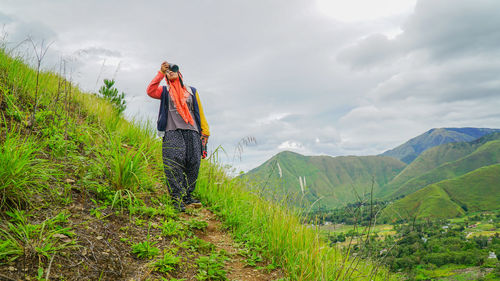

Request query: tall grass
[
  {"left": 196, "top": 152, "right": 397, "bottom": 280},
  {"left": 0, "top": 125, "right": 53, "bottom": 209},
  {"left": 98, "top": 136, "right": 154, "bottom": 192}
]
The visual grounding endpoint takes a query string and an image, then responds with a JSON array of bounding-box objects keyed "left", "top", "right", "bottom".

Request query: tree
[{"left": 98, "top": 79, "right": 126, "bottom": 114}]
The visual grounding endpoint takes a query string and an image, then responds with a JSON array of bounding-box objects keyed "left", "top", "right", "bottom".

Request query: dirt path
[
  {"left": 0, "top": 193, "right": 285, "bottom": 281},
  {"left": 182, "top": 206, "right": 285, "bottom": 281}
]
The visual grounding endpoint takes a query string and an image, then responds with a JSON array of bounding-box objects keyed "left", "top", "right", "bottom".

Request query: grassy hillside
[
  {"left": 389, "top": 139, "right": 500, "bottom": 198},
  {"left": 381, "top": 128, "right": 500, "bottom": 164},
  {"left": 0, "top": 48, "right": 397, "bottom": 280},
  {"left": 245, "top": 151, "right": 406, "bottom": 210},
  {"left": 379, "top": 132, "right": 500, "bottom": 198},
  {"left": 381, "top": 164, "right": 500, "bottom": 222}
]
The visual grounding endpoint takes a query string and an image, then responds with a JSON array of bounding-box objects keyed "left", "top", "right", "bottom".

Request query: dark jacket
[{"left": 157, "top": 86, "right": 202, "bottom": 134}]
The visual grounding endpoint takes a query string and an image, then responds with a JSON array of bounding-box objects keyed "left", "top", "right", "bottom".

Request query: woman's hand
[
  {"left": 201, "top": 134, "right": 209, "bottom": 159},
  {"left": 160, "top": 61, "right": 169, "bottom": 74}
]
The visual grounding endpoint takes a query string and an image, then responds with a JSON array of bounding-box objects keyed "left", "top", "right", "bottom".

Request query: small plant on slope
[
  {"left": 131, "top": 225, "right": 159, "bottom": 259},
  {"left": 186, "top": 219, "right": 208, "bottom": 231},
  {"left": 153, "top": 250, "right": 181, "bottom": 274},
  {"left": 98, "top": 79, "right": 126, "bottom": 114},
  {"left": 0, "top": 210, "right": 75, "bottom": 263},
  {"left": 195, "top": 251, "right": 229, "bottom": 281},
  {"left": 131, "top": 240, "right": 160, "bottom": 259}
]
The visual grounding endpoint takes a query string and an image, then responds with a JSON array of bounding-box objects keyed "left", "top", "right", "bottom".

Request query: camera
[{"left": 168, "top": 63, "right": 179, "bottom": 73}]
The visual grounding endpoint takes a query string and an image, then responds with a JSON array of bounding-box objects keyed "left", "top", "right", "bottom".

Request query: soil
[{"left": 0, "top": 190, "right": 285, "bottom": 281}]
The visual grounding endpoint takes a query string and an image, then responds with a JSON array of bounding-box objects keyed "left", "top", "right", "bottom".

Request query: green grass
[
  {"left": 0, "top": 126, "right": 55, "bottom": 209},
  {"left": 320, "top": 223, "right": 395, "bottom": 238},
  {"left": 131, "top": 224, "right": 160, "bottom": 259},
  {"left": 197, "top": 154, "right": 399, "bottom": 280},
  {"left": 195, "top": 251, "right": 229, "bottom": 281},
  {"left": 0, "top": 210, "right": 75, "bottom": 263},
  {"left": 154, "top": 250, "right": 181, "bottom": 274},
  {"left": 131, "top": 240, "right": 160, "bottom": 259}
]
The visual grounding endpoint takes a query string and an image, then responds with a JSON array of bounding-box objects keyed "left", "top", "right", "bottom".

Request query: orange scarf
[{"left": 166, "top": 73, "right": 194, "bottom": 125}]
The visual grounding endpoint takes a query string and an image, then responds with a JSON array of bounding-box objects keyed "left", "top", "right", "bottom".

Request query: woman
[{"left": 147, "top": 61, "right": 210, "bottom": 212}]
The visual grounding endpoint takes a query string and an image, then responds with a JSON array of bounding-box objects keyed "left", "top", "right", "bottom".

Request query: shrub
[{"left": 98, "top": 79, "right": 126, "bottom": 114}]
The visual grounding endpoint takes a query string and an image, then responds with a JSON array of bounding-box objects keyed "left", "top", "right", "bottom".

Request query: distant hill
[
  {"left": 389, "top": 139, "right": 500, "bottom": 199},
  {"left": 380, "top": 128, "right": 500, "bottom": 164},
  {"left": 378, "top": 132, "right": 500, "bottom": 198},
  {"left": 380, "top": 164, "right": 500, "bottom": 222},
  {"left": 244, "top": 151, "right": 406, "bottom": 209},
  {"left": 244, "top": 128, "right": 500, "bottom": 216}
]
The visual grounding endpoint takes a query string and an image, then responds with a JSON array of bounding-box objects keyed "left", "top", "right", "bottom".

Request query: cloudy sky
[{"left": 1, "top": 0, "right": 500, "bottom": 172}]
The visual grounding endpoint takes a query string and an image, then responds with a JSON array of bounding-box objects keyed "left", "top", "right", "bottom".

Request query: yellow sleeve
[{"left": 195, "top": 91, "right": 210, "bottom": 136}]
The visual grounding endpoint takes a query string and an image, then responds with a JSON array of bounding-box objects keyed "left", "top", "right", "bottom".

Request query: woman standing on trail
[{"left": 147, "top": 61, "right": 210, "bottom": 212}]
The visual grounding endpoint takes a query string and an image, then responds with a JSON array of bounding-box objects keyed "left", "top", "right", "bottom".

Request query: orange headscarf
[{"left": 166, "top": 72, "right": 194, "bottom": 125}]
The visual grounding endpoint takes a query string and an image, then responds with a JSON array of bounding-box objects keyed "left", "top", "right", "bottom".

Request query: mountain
[
  {"left": 389, "top": 139, "right": 500, "bottom": 199},
  {"left": 245, "top": 129, "right": 500, "bottom": 215},
  {"left": 380, "top": 128, "right": 500, "bottom": 164},
  {"left": 377, "top": 132, "right": 500, "bottom": 198},
  {"left": 380, "top": 164, "right": 500, "bottom": 222},
  {"left": 244, "top": 151, "right": 406, "bottom": 209}
]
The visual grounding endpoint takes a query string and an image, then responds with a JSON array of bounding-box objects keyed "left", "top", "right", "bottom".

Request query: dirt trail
[
  {"left": 183, "top": 206, "right": 285, "bottom": 281},
  {"left": 0, "top": 192, "right": 285, "bottom": 281}
]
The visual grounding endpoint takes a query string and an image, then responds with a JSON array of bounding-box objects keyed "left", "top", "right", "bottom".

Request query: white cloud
[
  {"left": 278, "top": 140, "right": 304, "bottom": 150},
  {"left": 1, "top": 0, "right": 499, "bottom": 172},
  {"left": 316, "top": 0, "right": 416, "bottom": 22}
]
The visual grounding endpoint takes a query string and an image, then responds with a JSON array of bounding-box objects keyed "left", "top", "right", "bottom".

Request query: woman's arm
[{"left": 146, "top": 71, "right": 165, "bottom": 99}]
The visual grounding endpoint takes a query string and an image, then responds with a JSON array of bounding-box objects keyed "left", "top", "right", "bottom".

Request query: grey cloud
[
  {"left": 338, "top": 0, "right": 500, "bottom": 68},
  {"left": 3, "top": 0, "right": 498, "bottom": 172},
  {"left": 0, "top": 11, "right": 13, "bottom": 24},
  {"left": 334, "top": 0, "right": 500, "bottom": 158},
  {"left": 0, "top": 11, "right": 58, "bottom": 69},
  {"left": 402, "top": 0, "right": 500, "bottom": 60},
  {"left": 0, "top": 14, "right": 57, "bottom": 44},
  {"left": 369, "top": 54, "right": 500, "bottom": 103},
  {"left": 16, "top": 21, "right": 56, "bottom": 42},
  {"left": 75, "top": 47, "right": 122, "bottom": 58},
  {"left": 337, "top": 34, "right": 403, "bottom": 69},
  {"left": 339, "top": 96, "right": 500, "bottom": 155}
]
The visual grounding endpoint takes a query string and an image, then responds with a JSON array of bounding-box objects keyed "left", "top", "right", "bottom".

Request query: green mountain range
[
  {"left": 388, "top": 138, "right": 500, "bottom": 199},
  {"left": 244, "top": 151, "right": 406, "bottom": 209},
  {"left": 379, "top": 132, "right": 500, "bottom": 199},
  {"left": 380, "top": 163, "right": 500, "bottom": 222},
  {"left": 245, "top": 129, "right": 500, "bottom": 219},
  {"left": 380, "top": 128, "right": 500, "bottom": 164}
]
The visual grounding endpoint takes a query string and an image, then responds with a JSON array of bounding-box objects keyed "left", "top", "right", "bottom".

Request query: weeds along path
[
  {"left": 0, "top": 187, "right": 285, "bottom": 280},
  {"left": 182, "top": 206, "right": 285, "bottom": 281}
]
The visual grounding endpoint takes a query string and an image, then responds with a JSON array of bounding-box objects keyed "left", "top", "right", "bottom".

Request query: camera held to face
[{"left": 168, "top": 63, "right": 179, "bottom": 73}]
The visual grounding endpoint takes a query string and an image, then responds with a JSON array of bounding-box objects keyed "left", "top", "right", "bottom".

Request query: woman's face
[{"left": 165, "top": 69, "right": 179, "bottom": 81}]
